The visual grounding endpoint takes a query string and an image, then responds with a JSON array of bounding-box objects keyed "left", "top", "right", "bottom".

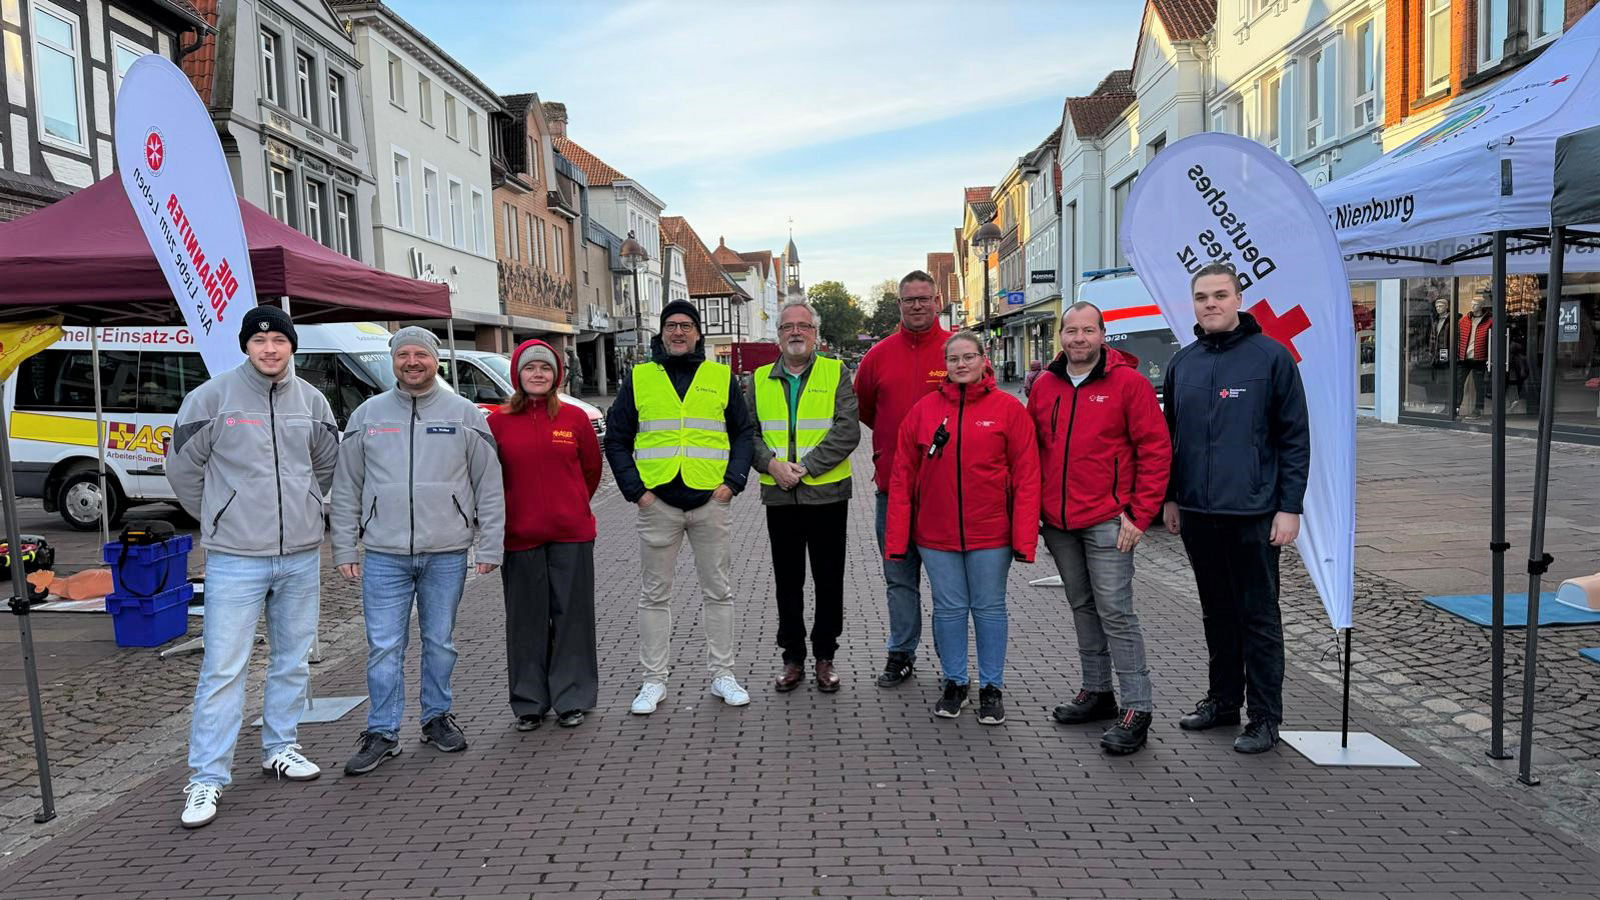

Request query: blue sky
[{"left": 387, "top": 0, "right": 1148, "bottom": 300}]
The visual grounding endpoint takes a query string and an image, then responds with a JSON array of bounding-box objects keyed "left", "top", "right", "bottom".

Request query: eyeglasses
[
  {"left": 662, "top": 322, "right": 696, "bottom": 333},
  {"left": 945, "top": 352, "right": 982, "bottom": 366},
  {"left": 900, "top": 295, "right": 936, "bottom": 307},
  {"left": 777, "top": 322, "right": 816, "bottom": 334}
]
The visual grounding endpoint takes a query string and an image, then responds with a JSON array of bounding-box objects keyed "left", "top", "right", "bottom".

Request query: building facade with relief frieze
[
  {"left": 181, "top": 0, "right": 376, "bottom": 264},
  {"left": 331, "top": 0, "right": 502, "bottom": 350},
  {"left": 0, "top": 0, "right": 209, "bottom": 221},
  {"left": 490, "top": 91, "right": 577, "bottom": 347}
]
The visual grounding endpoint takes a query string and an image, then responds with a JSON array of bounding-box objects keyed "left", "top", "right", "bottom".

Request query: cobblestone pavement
[{"left": 2, "top": 427, "right": 1600, "bottom": 897}]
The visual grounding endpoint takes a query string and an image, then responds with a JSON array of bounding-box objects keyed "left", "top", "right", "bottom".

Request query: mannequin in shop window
[{"left": 1456, "top": 290, "right": 1493, "bottom": 419}]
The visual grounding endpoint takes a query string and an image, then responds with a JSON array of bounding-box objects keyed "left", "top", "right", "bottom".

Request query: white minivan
[
  {"left": 4, "top": 323, "right": 598, "bottom": 530},
  {"left": 1075, "top": 273, "right": 1183, "bottom": 403}
]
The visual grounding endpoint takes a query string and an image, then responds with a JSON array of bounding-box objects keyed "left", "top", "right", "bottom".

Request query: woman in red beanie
[{"left": 487, "top": 339, "right": 603, "bottom": 730}]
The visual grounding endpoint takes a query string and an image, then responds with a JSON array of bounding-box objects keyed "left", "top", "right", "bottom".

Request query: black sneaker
[
  {"left": 343, "top": 731, "right": 401, "bottom": 775},
  {"left": 933, "top": 680, "right": 969, "bottom": 718},
  {"left": 515, "top": 714, "right": 543, "bottom": 732},
  {"left": 557, "top": 710, "right": 585, "bottom": 728},
  {"left": 1101, "top": 708, "right": 1153, "bottom": 755},
  {"left": 1233, "top": 719, "right": 1279, "bottom": 754},
  {"left": 876, "top": 653, "right": 915, "bottom": 688},
  {"left": 420, "top": 713, "right": 468, "bottom": 752},
  {"left": 1177, "top": 697, "right": 1241, "bottom": 731},
  {"left": 1051, "top": 689, "right": 1118, "bottom": 725},
  {"left": 977, "top": 686, "right": 1005, "bottom": 725}
]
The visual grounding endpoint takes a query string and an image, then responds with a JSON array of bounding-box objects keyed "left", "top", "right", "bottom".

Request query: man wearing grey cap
[{"left": 331, "top": 326, "right": 505, "bottom": 775}]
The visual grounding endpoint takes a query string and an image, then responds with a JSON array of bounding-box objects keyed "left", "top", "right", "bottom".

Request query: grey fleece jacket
[
  {"left": 330, "top": 383, "right": 505, "bottom": 566},
  {"left": 167, "top": 361, "right": 340, "bottom": 557},
  {"left": 743, "top": 354, "right": 860, "bottom": 506}
]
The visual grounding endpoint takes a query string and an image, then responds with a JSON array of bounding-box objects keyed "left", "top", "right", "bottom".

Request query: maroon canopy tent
[{"left": 0, "top": 175, "right": 450, "bottom": 324}]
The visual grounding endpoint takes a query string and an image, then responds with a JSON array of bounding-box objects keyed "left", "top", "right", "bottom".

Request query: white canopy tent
[{"left": 1314, "top": 5, "right": 1600, "bottom": 785}]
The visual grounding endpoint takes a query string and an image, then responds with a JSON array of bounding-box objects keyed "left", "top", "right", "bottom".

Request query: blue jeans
[
  {"left": 874, "top": 491, "right": 923, "bottom": 658},
  {"left": 363, "top": 550, "right": 469, "bottom": 737},
  {"left": 919, "top": 546, "right": 1011, "bottom": 689},
  {"left": 189, "top": 549, "right": 321, "bottom": 787}
]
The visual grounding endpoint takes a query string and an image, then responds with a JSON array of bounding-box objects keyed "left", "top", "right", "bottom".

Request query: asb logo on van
[{"left": 105, "top": 420, "right": 172, "bottom": 455}]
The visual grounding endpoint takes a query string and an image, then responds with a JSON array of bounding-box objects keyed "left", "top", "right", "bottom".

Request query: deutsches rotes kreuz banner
[
  {"left": 1119, "top": 132, "right": 1356, "bottom": 631},
  {"left": 114, "top": 54, "right": 251, "bottom": 374}
]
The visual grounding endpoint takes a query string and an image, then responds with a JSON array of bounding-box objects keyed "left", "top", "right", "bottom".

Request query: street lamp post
[
  {"left": 620, "top": 230, "right": 649, "bottom": 366},
  {"left": 971, "top": 220, "right": 1002, "bottom": 356}
]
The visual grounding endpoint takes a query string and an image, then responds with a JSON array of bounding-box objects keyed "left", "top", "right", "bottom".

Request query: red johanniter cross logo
[
  {"left": 145, "top": 132, "right": 165, "bottom": 172},
  {"left": 1249, "top": 299, "right": 1311, "bottom": 363}
]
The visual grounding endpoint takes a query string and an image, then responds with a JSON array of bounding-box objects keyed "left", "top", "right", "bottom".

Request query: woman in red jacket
[
  {"left": 885, "top": 331, "right": 1041, "bottom": 725},
  {"left": 487, "top": 340, "right": 603, "bottom": 730}
]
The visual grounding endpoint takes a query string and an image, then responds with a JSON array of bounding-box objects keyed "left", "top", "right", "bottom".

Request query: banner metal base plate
[{"left": 1282, "top": 730, "right": 1419, "bottom": 767}]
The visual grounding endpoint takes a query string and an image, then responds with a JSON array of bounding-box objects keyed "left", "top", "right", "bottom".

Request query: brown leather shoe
[
  {"left": 815, "top": 660, "right": 841, "bottom": 693},
  {"left": 774, "top": 663, "right": 804, "bottom": 692}
]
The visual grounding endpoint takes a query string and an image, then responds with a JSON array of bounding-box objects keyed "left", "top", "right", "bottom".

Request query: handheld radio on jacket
[{"left": 928, "top": 417, "right": 950, "bottom": 458}]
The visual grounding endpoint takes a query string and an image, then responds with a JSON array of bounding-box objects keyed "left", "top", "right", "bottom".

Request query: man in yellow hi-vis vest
[
  {"left": 603, "top": 301, "right": 756, "bottom": 715},
  {"left": 743, "top": 300, "right": 859, "bottom": 694}
]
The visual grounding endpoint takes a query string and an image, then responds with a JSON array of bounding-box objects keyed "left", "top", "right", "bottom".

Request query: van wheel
[{"left": 58, "top": 470, "right": 124, "bottom": 532}]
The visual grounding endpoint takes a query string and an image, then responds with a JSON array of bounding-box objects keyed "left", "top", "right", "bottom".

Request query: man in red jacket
[
  {"left": 1028, "top": 302, "right": 1170, "bottom": 755},
  {"left": 854, "top": 270, "right": 951, "bottom": 687}
]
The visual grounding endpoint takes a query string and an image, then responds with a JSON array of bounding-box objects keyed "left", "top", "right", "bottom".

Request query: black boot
[
  {"left": 875, "top": 652, "right": 915, "bottom": 688},
  {"left": 1177, "top": 697, "right": 1241, "bottom": 731},
  {"left": 1100, "top": 709, "right": 1152, "bottom": 755},
  {"left": 933, "top": 680, "right": 969, "bottom": 718},
  {"left": 1051, "top": 689, "right": 1118, "bottom": 725},
  {"left": 1233, "top": 719, "right": 1279, "bottom": 754}
]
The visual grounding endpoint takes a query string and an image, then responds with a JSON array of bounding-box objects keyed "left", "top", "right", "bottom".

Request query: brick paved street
[{"left": 2, "top": 422, "right": 1600, "bottom": 897}]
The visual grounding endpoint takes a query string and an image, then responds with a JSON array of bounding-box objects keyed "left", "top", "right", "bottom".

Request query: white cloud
[{"left": 475, "top": 0, "right": 1132, "bottom": 172}]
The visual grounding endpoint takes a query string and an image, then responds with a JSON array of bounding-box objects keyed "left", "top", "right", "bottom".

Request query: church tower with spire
[{"left": 782, "top": 225, "right": 803, "bottom": 300}]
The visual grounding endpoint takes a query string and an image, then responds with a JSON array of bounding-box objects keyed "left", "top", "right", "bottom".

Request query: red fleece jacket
[
  {"left": 854, "top": 322, "right": 952, "bottom": 492},
  {"left": 488, "top": 340, "right": 602, "bottom": 549}
]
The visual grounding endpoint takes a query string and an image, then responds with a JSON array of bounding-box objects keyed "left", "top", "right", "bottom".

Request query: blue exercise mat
[
  {"left": 1422, "top": 593, "right": 1600, "bottom": 627},
  {"left": 1580, "top": 648, "right": 1600, "bottom": 666}
]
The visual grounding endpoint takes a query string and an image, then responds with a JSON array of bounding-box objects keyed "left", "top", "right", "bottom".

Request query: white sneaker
[
  {"left": 630, "top": 682, "right": 667, "bottom": 715},
  {"left": 262, "top": 744, "right": 321, "bottom": 781},
  {"left": 181, "top": 781, "right": 220, "bottom": 829},
  {"left": 710, "top": 675, "right": 751, "bottom": 707}
]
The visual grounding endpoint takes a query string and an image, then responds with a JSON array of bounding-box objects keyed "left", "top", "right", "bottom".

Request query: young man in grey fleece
[
  {"left": 167, "top": 305, "right": 340, "bottom": 830},
  {"left": 330, "top": 326, "right": 504, "bottom": 776}
]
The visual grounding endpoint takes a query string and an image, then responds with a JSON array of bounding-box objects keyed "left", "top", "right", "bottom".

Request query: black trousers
[
  {"left": 765, "top": 501, "right": 848, "bottom": 665},
  {"left": 1178, "top": 512, "right": 1284, "bottom": 724},
  {"left": 501, "top": 542, "right": 598, "bottom": 717}
]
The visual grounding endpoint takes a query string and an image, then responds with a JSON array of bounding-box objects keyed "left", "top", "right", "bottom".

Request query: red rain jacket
[
  {"left": 884, "top": 371, "right": 1041, "bottom": 561},
  {"left": 1026, "top": 348, "right": 1170, "bottom": 532}
]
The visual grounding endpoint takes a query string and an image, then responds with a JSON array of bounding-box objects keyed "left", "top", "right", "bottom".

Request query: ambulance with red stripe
[
  {"left": 4, "top": 322, "right": 409, "bottom": 530},
  {"left": 1075, "top": 270, "right": 1182, "bottom": 404}
]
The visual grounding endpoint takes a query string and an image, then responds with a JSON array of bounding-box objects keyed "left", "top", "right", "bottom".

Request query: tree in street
[{"left": 806, "top": 280, "right": 865, "bottom": 350}]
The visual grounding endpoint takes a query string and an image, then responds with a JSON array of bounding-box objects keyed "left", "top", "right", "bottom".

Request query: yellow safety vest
[
  {"left": 632, "top": 360, "right": 732, "bottom": 490},
  {"left": 754, "top": 355, "right": 851, "bottom": 487}
]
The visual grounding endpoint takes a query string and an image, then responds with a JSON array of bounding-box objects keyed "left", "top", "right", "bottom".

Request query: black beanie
[
  {"left": 238, "top": 305, "right": 298, "bottom": 352},
  {"left": 659, "top": 299, "right": 702, "bottom": 333}
]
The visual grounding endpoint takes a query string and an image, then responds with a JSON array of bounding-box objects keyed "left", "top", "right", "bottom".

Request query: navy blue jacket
[
  {"left": 603, "top": 336, "right": 755, "bottom": 511},
  {"left": 1161, "top": 312, "right": 1310, "bottom": 516}
]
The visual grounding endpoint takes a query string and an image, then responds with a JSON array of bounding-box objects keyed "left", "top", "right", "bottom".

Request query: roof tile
[
  {"left": 179, "top": 0, "right": 219, "bottom": 104},
  {"left": 1150, "top": 0, "right": 1216, "bottom": 42},
  {"left": 661, "top": 217, "right": 749, "bottom": 299},
  {"left": 551, "top": 136, "right": 626, "bottom": 186}
]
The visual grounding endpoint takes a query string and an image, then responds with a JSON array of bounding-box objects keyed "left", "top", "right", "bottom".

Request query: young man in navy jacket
[{"left": 1161, "top": 262, "right": 1310, "bottom": 754}]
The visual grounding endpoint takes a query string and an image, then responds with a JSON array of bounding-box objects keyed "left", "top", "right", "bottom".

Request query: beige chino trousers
[{"left": 636, "top": 497, "right": 736, "bottom": 684}]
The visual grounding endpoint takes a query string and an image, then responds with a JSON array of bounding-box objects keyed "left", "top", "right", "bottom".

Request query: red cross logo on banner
[
  {"left": 1551, "top": 75, "right": 1570, "bottom": 85},
  {"left": 1248, "top": 299, "right": 1311, "bottom": 363},
  {"left": 145, "top": 131, "right": 164, "bottom": 172}
]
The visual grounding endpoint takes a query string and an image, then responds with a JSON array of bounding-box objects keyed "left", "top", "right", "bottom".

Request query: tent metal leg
[
  {"left": 1488, "top": 231, "right": 1512, "bottom": 761},
  {"left": 1518, "top": 225, "right": 1566, "bottom": 787},
  {"left": 1, "top": 401, "right": 57, "bottom": 823},
  {"left": 1341, "top": 627, "right": 1353, "bottom": 748},
  {"left": 89, "top": 327, "right": 110, "bottom": 546},
  {"left": 446, "top": 318, "right": 460, "bottom": 393}
]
